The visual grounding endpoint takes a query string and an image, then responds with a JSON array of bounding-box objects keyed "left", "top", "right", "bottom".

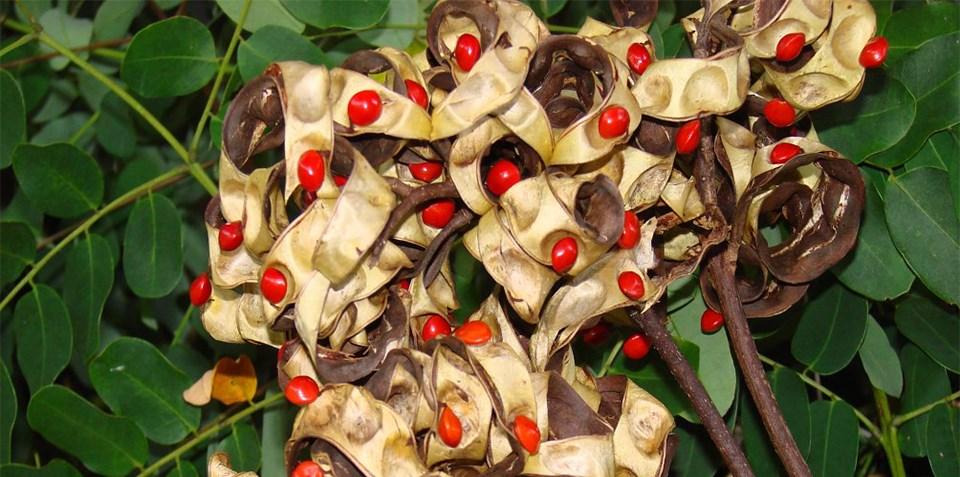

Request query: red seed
[
  {"left": 421, "top": 314, "right": 452, "bottom": 342},
  {"left": 405, "top": 79, "right": 429, "bottom": 109},
  {"left": 298, "top": 149, "right": 325, "bottom": 192},
  {"left": 218, "top": 221, "right": 244, "bottom": 252},
  {"left": 438, "top": 405, "right": 463, "bottom": 447},
  {"left": 770, "top": 142, "right": 803, "bottom": 165},
  {"left": 776, "top": 33, "right": 805, "bottom": 62},
  {"left": 285, "top": 375, "right": 320, "bottom": 406},
  {"left": 675, "top": 119, "right": 701, "bottom": 154},
  {"left": 189, "top": 273, "right": 212, "bottom": 307},
  {"left": 302, "top": 190, "right": 317, "bottom": 207},
  {"left": 260, "top": 267, "right": 288, "bottom": 304},
  {"left": 618, "top": 211, "right": 640, "bottom": 249},
  {"left": 623, "top": 333, "right": 650, "bottom": 360},
  {"left": 701, "top": 308, "right": 725, "bottom": 334},
  {"left": 581, "top": 322, "right": 611, "bottom": 345},
  {"left": 626, "top": 42, "right": 652, "bottom": 75},
  {"left": 421, "top": 199, "right": 456, "bottom": 228},
  {"left": 454, "top": 320, "right": 493, "bottom": 345},
  {"left": 347, "top": 90, "right": 382, "bottom": 126},
  {"left": 550, "top": 237, "right": 578, "bottom": 274},
  {"left": 409, "top": 161, "right": 443, "bottom": 182},
  {"left": 455, "top": 34, "right": 481, "bottom": 72},
  {"left": 598, "top": 106, "right": 630, "bottom": 139},
  {"left": 333, "top": 175, "right": 348, "bottom": 187},
  {"left": 291, "top": 461, "right": 324, "bottom": 477},
  {"left": 513, "top": 415, "right": 541, "bottom": 454},
  {"left": 485, "top": 159, "right": 522, "bottom": 196},
  {"left": 764, "top": 98, "right": 796, "bottom": 128},
  {"left": 398, "top": 278, "right": 410, "bottom": 290},
  {"left": 618, "top": 271, "right": 646, "bottom": 301},
  {"left": 859, "top": 36, "right": 888, "bottom": 68}
]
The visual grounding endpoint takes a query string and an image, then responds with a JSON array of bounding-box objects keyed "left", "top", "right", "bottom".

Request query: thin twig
[
  {"left": 893, "top": 389, "right": 960, "bottom": 426},
  {"left": 873, "top": 388, "right": 907, "bottom": 477},
  {"left": 0, "top": 36, "right": 130, "bottom": 68}
]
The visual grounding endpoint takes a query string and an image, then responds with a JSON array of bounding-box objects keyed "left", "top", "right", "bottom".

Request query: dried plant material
[
  {"left": 211, "top": 355, "right": 258, "bottom": 405},
  {"left": 208, "top": 453, "right": 259, "bottom": 477},
  {"left": 183, "top": 369, "right": 215, "bottom": 407}
]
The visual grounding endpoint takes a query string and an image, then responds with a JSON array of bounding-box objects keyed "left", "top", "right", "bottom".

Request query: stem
[
  {"left": 630, "top": 305, "right": 755, "bottom": 477},
  {"left": 170, "top": 307, "right": 193, "bottom": 347},
  {"left": 0, "top": 35, "right": 130, "bottom": 68},
  {"left": 68, "top": 110, "right": 101, "bottom": 144},
  {"left": 873, "top": 388, "right": 907, "bottom": 477},
  {"left": 0, "top": 31, "right": 36, "bottom": 58},
  {"left": 596, "top": 339, "right": 623, "bottom": 378},
  {"left": 135, "top": 392, "right": 285, "bottom": 477},
  {"left": 547, "top": 24, "right": 579, "bottom": 33},
  {"left": 188, "top": 0, "right": 251, "bottom": 155},
  {"left": 893, "top": 389, "right": 960, "bottom": 426}
]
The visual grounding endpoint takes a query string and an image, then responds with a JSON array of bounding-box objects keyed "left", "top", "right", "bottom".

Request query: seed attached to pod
[
  {"left": 598, "top": 106, "right": 630, "bottom": 139},
  {"left": 404, "top": 79, "right": 429, "bottom": 108},
  {"left": 454, "top": 320, "right": 492, "bottom": 345},
  {"left": 421, "top": 199, "right": 456, "bottom": 228},
  {"left": 776, "top": 33, "right": 805, "bottom": 62},
  {"left": 675, "top": 119, "right": 701, "bottom": 154},
  {"left": 409, "top": 161, "right": 443, "bottom": 182},
  {"left": 398, "top": 278, "right": 410, "bottom": 290},
  {"left": 298, "top": 150, "right": 325, "bottom": 192},
  {"left": 859, "top": 37, "right": 888, "bottom": 68},
  {"left": 581, "top": 322, "right": 611, "bottom": 345},
  {"left": 626, "top": 42, "right": 651, "bottom": 75},
  {"left": 513, "top": 415, "right": 541, "bottom": 454},
  {"left": 551, "top": 237, "right": 578, "bottom": 274},
  {"left": 189, "top": 272, "right": 211, "bottom": 306},
  {"left": 347, "top": 90, "right": 382, "bottom": 126},
  {"left": 623, "top": 333, "right": 650, "bottom": 360},
  {"left": 218, "top": 221, "right": 243, "bottom": 251},
  {"left": 701, "top": 309, "right": 725, "bottom": 334},
  {"left": 260, "top": 267, "right": 288, "bottom": 304},
  {"left": 333, "top": 175, "right": 348, "bottom": 187},
  {"left": 285, "top": 375, "right": 320, "bottom": 406},
  {"left": 485, "top": 159, "right": 521, "bottom": 196},
  {"left": 764, "top": 98, "right": 796, "bottom": 128},
  {"left": 455, "top": 34, "right": 481, "bottom": 71},
  {"left": 618, "top": 211, "right": 640, "bottom": 249},
  {"left": 291, "top": 460, "right": 324, "bottom": 477},
  {"left": 438, "top": 405, "right": 463, "bottom": 447},
  {"left": 770, "top": 143, "right": 803, "bottom": 164},
  {"left": 421, "top": 314, "right": 452, "bottom": 342},
  {"left": 618, "top": 271, "right": 645, "bottom": 301}
]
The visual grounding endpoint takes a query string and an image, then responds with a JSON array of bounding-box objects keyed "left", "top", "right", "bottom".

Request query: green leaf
[
  {"left": 96, "top": 93, "right": 136, "bottom": 159},
  {"left": 93, "top": 0, "right": 145, "bottom": 41},
  {"left": 885, "top": 168, "right": 960, "bottom": 305},
  {"left": 262, "top": 390, "right": 296, "bottom": 477},
  {"left": 237, "top": 26, "right": 327, "bottom": 82},
  {"left": 217, "top": 0, "right": 305, "bottom": 33},
  {"left": 31, "top": 112, "right": 95, "bottom": 147},
  {"left": 451, "top": 242, "right": 494, "bottom": 323},
  {"left": 858, "top": 315, "right": 903, "bottom": 397},
  {"left": 0, "top": 70, "right": 26, "bottom": 169},
  {"left": 0, "top": 361, "right": 15, "bottom": 464},
  {"left": 814, "top": 71, "right": 915, "bottom": 163},
  {"left": 281, "top": 0, "right": 389, "bottom": 29},
  {"left": 741, "top": 367, "right": 812, "bottom": 476},
  {"left": 12, "top": 143, "right": 104, "bottom": 218},
  {"left": 671, "top": 423, "right": 718, "bottom": 477},
  {"left": 904, "top": 128, "right": 960, "bottom": 220},
  {"left": 671, "top": 293, "right": 737, "bottom": 415},
  {"left": 218, "top": 421, "right": 262, "bottom": 472},
  {"left": 833, "top": 172, "right": 913, "bottom": 300},
  {"left": 525, "top": 0, "right": 567, "bottom": 19},
  {"left": 0, "top": 459, "right": 83, "bottom": 477},
  {"left": 89, "top": 337, "right": 200, "bottom": 444},
  {"left": 883, "top": 2, "right": 960, "bottom": 62},
  {"left": 37, "top": 9, "right": 93, "bottom": 71},
  {"left": 870, "top": 33, "right": 960, "bottom": 168},
  {"left": 121, "top": 17, "right": 218, "bottom": 97},
  {"left": 165, "top": 460, "right": 199, "bottom": 477},
  {"left": 927, "top": 403, "right": 960, "bottom": 477},
  {"left": 33, "top": 79, "right": 78, "bottom": 123},
  {"left": 357, "top": 0, "right": 420, "bottom": 49},
  {"left": 123, "top": 194, "right": 184, "bottom": 298},
  {"left": 611, "top": 339, "right": 699, "bottom": 421},
  {"left": 63, "top": 233, "right": 115, "bottom": 364},
  {"left": 895, "top": 294, "right": 960, "bottom": 373},
  {"left": 791, "top": 283, "right": 868, "bottom": 374},
  {"left": 113, "top": 155, "right": 164, "bottom": 198},
  {"left": 26, "top": 385, "right": 147, "bottom": 476},
  {"left": 899, "top": 343, "right": 949, "bottom": 457},
  {"left": 13, "top": 285, "right": 72, "bottom": 395},
  {"left": 806, "top": 400, "right": 858, "bottom": 477},
  {"left": 0, "top": 221, "right": 35, "bottom": 287},
  {"left": 661, "top": 23, "right": 689, "bottom": 59}
]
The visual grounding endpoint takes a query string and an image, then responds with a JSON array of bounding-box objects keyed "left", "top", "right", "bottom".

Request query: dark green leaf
[
  {"left": 112, "top": 155, "right": 164, "bottom": 198},
  {"left": 859, "top": 315, "right": 903, "bottom": 397},
  {"left": 0, "top": 361, "right": 15, "bottom": 464},
  {"left": 32, "top": 78, "right": 78, "bottom": 123},
  {"left": 121, "top": 17, "right": 218, "bottom": 97},
  {"left": 89, "top": 337, "right": 200, "bottom": 444},
  {"left": 0, "top": 459, "right": 83, "bottom": 477},
  {"left": 885, "top": 168, "right": 960, "bottom": 305},
  {"left": 3, "top": 191, "right": 44, "bottom": 237},
  {"left": 671, "top": 423, "right": 718, "bottom": 477},
  {"left": 451, "top": 242, "right": 494, "bottom": 323},
  {"left": 0, "top": 221, "right": 35, "bottom": 287},
  {"left": 525, "top": 0, "right": 567, "bottom": 19},
  {"left": 37, "top": 9, "right": 93, "bottom": 71},
  {"left": 0, "top": 70, "right": 26, "bottom": 169},
  {"left": 13, "top": 143, "right": 104, "bottom": 218},
  {"left": 14, "top": 0, "right": 53, "bottom": 23},
  {"left": 883, "top": 2, "right": 960, "bottom": 62},
  {"left": 216, "top": 0, "right": 305, "bottom": 33},
  {"left": 904, "top": 128, "right": 960, "bottom": 220},
  {"left": 871, "top": 0, "right": 893, "bottom": 31},
  {"left": 31, "top": 112, "right": 95, "bottom": 147},
  {"left": 611, "top": 339, "right": 699, "bottom": 421},
  {"left": 165, "top": 460, "right": 199, "bottom": 477},
  {"left": 218, "top": 421, "right": 262, "bottom": 472},
  {"left": 262, "top": 390, "right": 296, "bottom": 477},
  {"left": 63, "top": 233, "right": 115, "bottom": 364},
  {"left": 96, "top": 93, "right": 136, "bottom": 159},
  {"left": 281, "top": 0, "right": 389, "bottom": 29},
  {"left": 661, "top": 23, "right": 689, "bottom": 59},
  {"left": 927, "top": 403, "right": 960, "bottom": 477},
  {"left": 898, "top": 343, "right": 949, "bottom": 457},
  {"left": 13, "top": 285, "right": 72, "bottom": 394},
  {"left": 93, "top": 0, "right": 145, "bottom": 41},
  {"left": 791, "top": 283, "right": 868, "bottom": 374},
  {"left": 165, "top": 342, "right": 209, "bottom": 381},
  {"left": 741, "top": 366, "right": 812, "bottom": 476},
  {"left": 807, "top": 400, "right": 858, "bottom": 477},
  {"left": 27, "top": 385, "right": 147, "bottom": 476},
  {"left": 671, "top": 293, "right": 736, "bottom": 415},
  {"left": 895, "top": 294, "right": 960, "bottom": 373},
  {"left": 357, "top": 0, "right": 419, "bottom": 49},
  {"left": 237, "top": 26, "right": 327, "bottom": 82},
  {"left": 123, "top": 193, "right": 184, "bottom": 298}
]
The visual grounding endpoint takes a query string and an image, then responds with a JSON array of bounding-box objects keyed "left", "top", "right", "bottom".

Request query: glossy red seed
[
  {"left": 421, "top": 314, "right": 452, "bottom": 342},
  {"left": 859, "top": 36, "right": 888, "bottom": 68},
  {"left": 764, "top": 98, "right": 796, "bottom": 128},
  {"left": 291, "top": 461, "right": 324, "bottom": 477},
  {"left": 675, "top": 119, "right": 701, "bottom": 154},
  {"left": 189, "top": 273, "right": 212, "bottom": 307},
  {"left": 438, "top": 406, "right": 463, "bottom": 447},
  {"left": 455, "top": 33, "right": 481, "bottom": 72},
  {"left": 581, "top": 322, "right": 611, "bottom": 345},
  {"left": 422, "top": 199, "right": 456, "bottom": 228},
  {"left": 770, "top": 142, "right": 803, "bottom": 164},
  {"left": 399, "top": 278, "right": 410, "bottom": 290},
  {"left": 626, "top": 42, "right": 652, "bottom": 75},
  {"left": 285, "top": 375, "right": 320, "bottom": 406},
  {"left": 551, "top": 237, "right": 578, "bottom": 274},
  {"left": 260, "top": 267, "right": 288, "bottom": 304},
  {"left": 701, "top": 309, "right": 725, "bottom": 334},
  {"left": 485, "top": 159, "right": 522, "bottom": 196},
  {"left": 409, "top": 161, "right": 443, "bottom": 182},
  {"left": 298, "top": 149, "right": 325, "bottom": 192},
  {"left": 618, "top": 271, "right": 646, "bottom": 301},
  {"left": 618, "top": 211, "right": 640, "bottom": 249},
  {"left": 776, "top": 32, "right": 805, "bottom": 62},
  {"left": 513, "top": 415, "right": 540, "bottom": 454},
  {"left": 405, "top": 79, "right": 429, "bottom": 109},
  {"left": 347, "top": 90, "right": 382, "bottom": 126},
  {"left": 218, "top": 221, "right": 244, "bottom": 251},
  {"left": 598, "top": 106, "right": 630, "bottom": 139},
  {"left": 333, "top": 175, "right": 348, "bottom": 187},
  {"left": 623, "top": 333, "right": 650, "bottom": 360},
  {"left": 303, "top": 190, "right": 317, "bottom": 207},
  {"left": 454, "top": 320, "right": 493, "bottom": 345}
]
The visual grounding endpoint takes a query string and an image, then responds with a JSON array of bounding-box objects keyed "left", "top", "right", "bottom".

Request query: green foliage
[
  {"left": 122, "top": 193, "right": 184, "bottom": 298},
  {"left": 807, "top": 401, "right": 859, "bottom": 477},
  {"left": 121, "top": 17, "right": 218, "bottom": 97},
  {"left": 14, "top": 285, "right": 72, "bottom": 394},
  {"left": 12, "top": 143, "right": 104, "bottom": 218},
  {"left": 791, "top": 283, "right": 868, "bottom": 375}
]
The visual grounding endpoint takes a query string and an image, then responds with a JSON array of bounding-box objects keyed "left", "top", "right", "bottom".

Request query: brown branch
[
  {"left": 630, "top": 304, "right": 755, "bottom": 477},
  {"left": 0, "top": 36, "right": 130, "bottom": 68}
]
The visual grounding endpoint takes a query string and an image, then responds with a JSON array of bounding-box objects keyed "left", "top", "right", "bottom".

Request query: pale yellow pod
[
  {"left": 275, "top": 62, "right": 335, "bottom": 201},
  {"left": 329, "top": 68, "right": 432, "bottom": 139},
  {"left": 613, "top": 381, "right": 675, "bottom": 477}
]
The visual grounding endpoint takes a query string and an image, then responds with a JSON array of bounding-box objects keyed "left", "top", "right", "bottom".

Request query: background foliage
[{"left": 0, "top": 1, "right": 957, "bottom": 476}]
